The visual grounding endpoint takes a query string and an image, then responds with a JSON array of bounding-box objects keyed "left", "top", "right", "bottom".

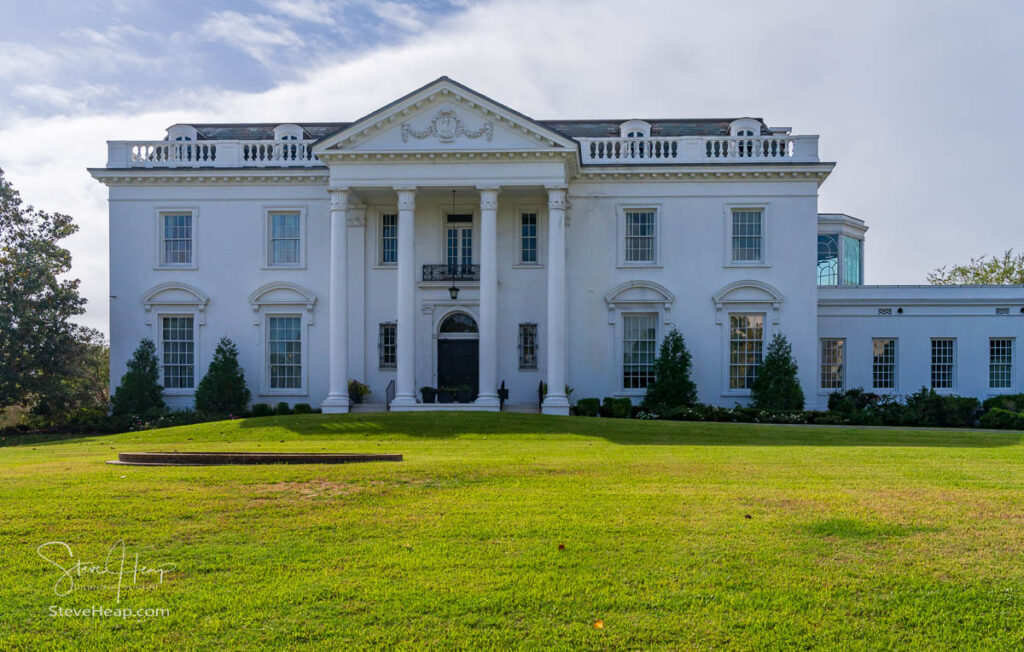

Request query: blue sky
[{"left": 1, "top": 0, "right": 1022, "bottom": 333}]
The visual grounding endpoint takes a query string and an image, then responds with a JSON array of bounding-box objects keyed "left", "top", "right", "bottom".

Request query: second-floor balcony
[
  {"left": 576, "top": 135, "right": 819, "bottom": 165},
  {"left": 422, "top": 264, "right": 480, "bottom": 282}
]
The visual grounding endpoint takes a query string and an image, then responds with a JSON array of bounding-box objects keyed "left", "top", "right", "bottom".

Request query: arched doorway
[{"left": 437, "top": 312, "right": 478, "bottom": 398}]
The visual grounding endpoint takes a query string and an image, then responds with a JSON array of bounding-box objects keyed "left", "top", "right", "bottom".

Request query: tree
[
  {"left": 751, "top": 333, "right": 805, "bottom": 410},
  {"left": 30, "top": 328, "right": 110, "bottom": 424},
  {"left": 195, "top": 337, "right": 251, "bottom": 414},
  {"left": 641, "top": 327, "right": 697, "bottom": 412},
  {"left": 111, "top": 339, "right": 165, "bottom": 416},
  {"left": 0, "top": 167, "right": 86, "bottom": 409},
  {"left": 928, "top": 249, "right": 1024, "bottom": 285}
]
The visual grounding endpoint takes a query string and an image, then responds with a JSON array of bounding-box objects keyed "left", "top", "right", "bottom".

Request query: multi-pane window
[
  {"left": 518, "top": 323, "right": 538, "bottom": 369},
  {"left": 872, "top": 338, "right": 897, "bottom": 390},
  {"left": 269, "top": 212, "right": 300, "bottom": 265},
  {"left": 446, "top": 214, "right": 472, "bottom": 267},
  {"left": 380, "top": 213, "right": 398, "bottom": 265},
  {"left": 268, "top": 316, "right": 302, "bottom": 390},
  {"left": 820, "top": 339, "right": 845, "bottom": 390},
  {"left": 990, "top": 338, "right": 1014, "bottom": 390},
  {"left": 817, "top": 235, "right": 839, "bottom": 286},
  {"left": 931, "top": 338, "right": 956, "bottom": 390},
  {"left": 731, "top": 209, "right": 763, "bottom": 263},
  {"left": 624, "top": 210, "right": 656, "bottom": 263},
  {"left": 729, "top": 314, "right": 764, "bottom": 390},
  {"left": 843, "top": 236, "right": 863, "bottom": 285},
  {"left": 623, "top": 314, "right": 656, "bottom": 389},
  {"left": 162, "top": 213, "right": 193, "bottom": 265},
  {"left": 520, "top": 213, "right": 538, "bottom": 264},
  {"left": 161, "top": 316, "right": 194, "bottom": 389},
  {"left": 378, "top": 322, "right": 397, "bottom": 369}
]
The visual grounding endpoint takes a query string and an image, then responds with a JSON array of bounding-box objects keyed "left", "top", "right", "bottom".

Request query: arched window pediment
[
  {"left": 248, "top": 282, "right": 317, "bottom": 324},
  {"left": 604, "top": 280, "right": 674, "bottom": 324},
  {"left": 141, "top": 282, "right": 209, "bottom": 325},
  {"left": 712, "top": 280, "right": 784, "bottom": 324}
]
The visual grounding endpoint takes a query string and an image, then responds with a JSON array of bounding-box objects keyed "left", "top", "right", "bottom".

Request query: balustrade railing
[
  {"left": 107, "top": 140, "right": 319, "bottom": 168},
  {"left": 577, "top": 135, "right": 818, "bottom": 165},
  {"left": 422, "top": 264, "right": 480, "bottom": 282}
]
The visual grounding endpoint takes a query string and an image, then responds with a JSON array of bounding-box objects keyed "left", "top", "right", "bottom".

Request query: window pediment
[
  {"left": 712, "top": 280, "right": 784, "bottom": 324},
  {"left": 248, "top": 282, "right": 317, "bottom": 324},
  {"left": 141, "top": 282, "right": 208, "bottom": 324},
  {"left": 605, "top": 280, "right": 674, "bottom": 324}
]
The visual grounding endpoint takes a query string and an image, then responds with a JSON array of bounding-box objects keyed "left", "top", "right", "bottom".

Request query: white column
[
  {"left": 321, "top": 187, "right": 350, "bottom": 413},
  {"left": 392, "top": 187, "right": 418, "bottom": 406},
  {"left": 542, "top": 186, "right": 570, "bottom": 415},
  {"left": 475, "top": 186, "right": 500, "bottom": 406},
  {"left": 348, "top": 203, "right": 367, "bottom": 383}
]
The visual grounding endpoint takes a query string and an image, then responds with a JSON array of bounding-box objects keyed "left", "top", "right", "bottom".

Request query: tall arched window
[
  {"left": 817, "top": 234, "right": 839, "bottom": 286},
  {"left": 439, "top": 313, "right": 478, "bottom": 333}
]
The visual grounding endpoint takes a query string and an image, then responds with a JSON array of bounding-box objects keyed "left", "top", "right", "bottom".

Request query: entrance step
[
  {"left": 501, "top": 403, "right": 541, "bottom": 414},
  {"left": 349, "top": 402, "right": 387, "bottom": 413}
]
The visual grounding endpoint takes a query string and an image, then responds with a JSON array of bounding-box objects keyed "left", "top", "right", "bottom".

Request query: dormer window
[
  {"left": 619, "top": 120, "right": 651, "bottom": 138},
  {"left": 166, "top": 124, "right": 197, "bottom": 141},
  {"left": 273, "top": 124, "right": 305, "bottom": 140},
  {"left": 729, "top": 118, "right": 761, "bottom": 137}
]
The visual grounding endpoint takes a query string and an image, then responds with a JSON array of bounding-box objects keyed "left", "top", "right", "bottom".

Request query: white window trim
[
  {"left": 619, "top": 312, "right": 659, "bottom": 395},
  {"left": 619, "top": 119, "right": 651, "bottom": 138},
  {"left": 153, "top": 312, "right": 200, "bottom": 396},
  {"left": 720, "top": 311, "right": 768, "bottom": 398},
  {"left": 154, "top": 206, "right": 199, "bottom": 270},
  {"left": 438, "top": 204, "right": 479, "bottom": 266},
  {"left": 930, "top": 337, "right": 957, "bottom": 393},
  {"left": 988, "top": 336, "right": 1016, "bottom": 394},
  {"left": 273, "top": 124, "right": 304, "bottom": 140},
  {"left": 616, "top": 203, "right": 662, "bottom": 268},
  {"left": 818, "top": 337, "right": 846, "bottom": 395},
  {"left": 513, "top": 205, "right": 545, "bottom": 268},
  {"left": 378, "top": 321, "right": 397, "bottom": 371},
  {"left": 723, "top": 203, "right": 770, "bottom": 268},
  {"left": 262, "top": 311, "right": 309, "bottom": 397},
  {"left": 870, "top": 337, "right": 899, "bottom": 394},
  {"left": 517, "top": 322, "right": 539, "bottom": 370},
  {"left": 262, "top": 205, "right": 307, "bottom": 269},
  {"left": 375, "top": 206, "right": 399, "bottom": 268}
]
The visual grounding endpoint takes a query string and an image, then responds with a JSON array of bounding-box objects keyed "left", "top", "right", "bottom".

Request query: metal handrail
[
  {"left": 385, "top": 380, "right": 395, "bottom": 412},
  {"left": 422, "top": 264, "right": 480, "bottom": 281}
]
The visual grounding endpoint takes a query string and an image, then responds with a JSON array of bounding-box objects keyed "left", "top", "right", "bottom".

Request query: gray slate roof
[{"left": 189, "top": 118, "right": 766, "bottom": 142}]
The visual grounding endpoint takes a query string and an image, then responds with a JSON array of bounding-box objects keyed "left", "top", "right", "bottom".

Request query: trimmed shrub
[
  {"left": 600, "top": 397, "right": 632, "bottom": 419},
  {"left": 902, "top": 387, "right": 979, "bottom": 428},
  {"left": 575, "top": 398, "right": 600, "bottom": 417},
  {"left": 982, "top": 393, "right": 1024, "bottom": 414},
  {"left": 641, "top": 327, "right": 697, "bottom": 412},
  {"left": 251, "top": 403, "right": 273, "bottom": 417},
  {"left": 751, "top": 333, "right": 804, "bottom": 410},
  {"left": 275, "top": 402, "right": 292, "bottom": 415},
  {"left": 194, "top": 337, "right": 251, "bottom": 414},
  {"left": 292, "top": 403, "right": 313, "bottom": 414},
  {"left": 979, "top": 407, "right": 1024, "bottom": 430},
  {"left": 111, "top": 338, "right": 165, "bottom": 416}
]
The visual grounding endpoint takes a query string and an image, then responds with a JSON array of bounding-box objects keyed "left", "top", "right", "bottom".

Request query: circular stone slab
[{"left": 107, "top": 452, "right": 403, "bottom": 466}]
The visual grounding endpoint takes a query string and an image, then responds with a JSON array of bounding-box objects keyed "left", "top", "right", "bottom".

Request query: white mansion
[{"left": 91, "top": 77, "right": 1023, "bottom": 414}]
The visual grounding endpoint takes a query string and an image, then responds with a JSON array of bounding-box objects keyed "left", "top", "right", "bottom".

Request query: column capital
[
  {"left": 328, "top": 186, "right": 349, "bottom": 209},
  {"left": 478, "top": 186, "right": 499, "bottom": 211},
  {"left": 395, "top": 187, "right": 417, "bottom": 210},
  {"left": 546, "top": 186, "right": 567, "bottom": 210},
  {"left": 347, "top": 203, "right": 367, "bottom": 227}
]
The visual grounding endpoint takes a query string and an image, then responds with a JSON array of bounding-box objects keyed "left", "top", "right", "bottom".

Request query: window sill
[
  {"left": 372, "top": 265, "right": 397, "bottom": 270},
  {"left": 723, "top": 262, "right": 769, "bottom": 269},
  {"left": 260, "top": 390, "right": 309, "bottom": 397},
  {"left": 721, "top": 390, "right": 752, "bottom": 398},
  {"left": 616, "top": 263, "right": 662, "bottom": 270},
  {"left": 512, "top": 264, "right": 544, "bottom": 270},
  {"left": 154, "top": 265, "right": 197, "bottom": 271},
  {"left": 162, "top": 389, "right": 195, "bottom": 396},
  {"left": 262, "top": 264, "right": 306, "bottom": 271},
  {"left": 986, "top": 389, "right": 1016, "bottom": 395},
  {"left": 379, "top": 367, "right": 396, "bottom": 372},
  {"left": 615, "top": 390, "right": 646, "bottom": 397}
]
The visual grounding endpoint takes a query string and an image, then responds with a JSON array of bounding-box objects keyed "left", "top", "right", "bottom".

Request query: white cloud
[
  {"left": 198, "top": 11, "right": 303, "bottom": 65},
  {"left": 1, "top": 0, "right": 1022, "bottom": 335},
  {"left": 258, "top": 0, "right": 339, "bottom": 25},
  {"left": 369, "top": 1, "right": 428, "bottom": 32}
]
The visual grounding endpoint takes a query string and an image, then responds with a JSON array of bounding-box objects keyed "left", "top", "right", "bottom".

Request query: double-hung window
[
  {"left": 729, "top": 314, "right": 764, "bottom": 390},
  {"left": 731, "top": 209, "right": 763, "bottom": 263},
  {"left": 161, "top": 316, "right": 194, "bottom": 389},
  {"left": 990, "top": 338, "right": 1014, "bottom": 390},
  {"left": 623, "top": 314, "right": 656, "bottom": 389},
  {"left": 520, "top": 212, "right": 538, "bottom": 264},
  {"left": 624, "top": 210, "right": 656, "bottom": 264},
  {"left": 161, "top": 213, "right": 193, "bottom": 266},
  {"left": 268, "top": 316, "right": 302, "bottom": 390},
  {"left": 930, "top": 338, "right": 956, "bottom": 390},
  {"left": 518, "top": 323, "right": 538, "bottom": 369},
  {"left": 268, "top": 212, "right": 301, "bottom": 266},
  {"left": 872, "top": 338, "right": 897, "bottom": 390},
  {"left": 820, "top": 339, "right": 845, "bottom": 391},
  {"left": 380, "top": 213, "right": 398, "bottom": 265},
  {"left": 379, "top": 322, "right": 397, "bottom": 369}
]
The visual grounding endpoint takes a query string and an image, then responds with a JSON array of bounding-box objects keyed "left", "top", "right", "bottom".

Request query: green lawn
[{"left": 2, "top": 413, "right": 1024, "bottom": 649}]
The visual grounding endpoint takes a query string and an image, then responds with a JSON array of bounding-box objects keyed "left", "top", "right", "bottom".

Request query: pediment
[{"left": 314, "top": 77, "right": 575, "bottom": 155}]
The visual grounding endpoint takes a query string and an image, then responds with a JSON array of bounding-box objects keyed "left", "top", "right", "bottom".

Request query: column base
[
  {"left": 541, "top": 395, "right": 570, "bottom": 416},
  {"left": 390, "top": 394, "right": 418, "bottom": 407},
  {"left": 320, "top": 393, "right": 350, "bottom": 414},
  {"left": 474, "top": 394, "right": 501, "bottom": 408}
]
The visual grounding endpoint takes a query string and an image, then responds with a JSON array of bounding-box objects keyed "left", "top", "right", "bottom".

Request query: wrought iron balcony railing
[{"left": 422, "top": 264, "right": 480, "bottom": 282}]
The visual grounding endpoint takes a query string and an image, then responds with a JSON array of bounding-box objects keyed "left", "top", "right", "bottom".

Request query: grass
[{"left": 2, "top": 412, "right": 1024, "bottom": 649}]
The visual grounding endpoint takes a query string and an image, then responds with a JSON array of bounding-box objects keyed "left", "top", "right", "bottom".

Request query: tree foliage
[
  {"left": 751, "top": 332, "right": 805, "bottom": 410},
  {"left": 928, "top": 249, "right": 1024, "bottom": 285},
  {"left": 0, "top": 167, "right": 87, "bottom": 408},
  {"left": 111, "top": 339, "right": 165, "bottom": 416},
  {"left": 30, "top": 328, "right": 109, "bottom": 424},
  {"left": 195, "top": 337, "right": 251, "bottom": 414},
  {"left": 641, "top": 327, "right": 697, "bottom": 412}
]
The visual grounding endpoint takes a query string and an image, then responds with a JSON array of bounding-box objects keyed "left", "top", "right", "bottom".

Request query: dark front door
[{"left": 437, "top": 339, "right": 479, "bottom": 398}]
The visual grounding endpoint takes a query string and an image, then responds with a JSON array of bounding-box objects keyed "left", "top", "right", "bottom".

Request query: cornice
[
  {"left": 316, "top": 149, "right": 574, "bottom": 164},
  {"left": 575, "top": 163, "right": 834, "bottom": 184},
  {"left": 88, "top": 168, "right": 329, "bottom": 186}
]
